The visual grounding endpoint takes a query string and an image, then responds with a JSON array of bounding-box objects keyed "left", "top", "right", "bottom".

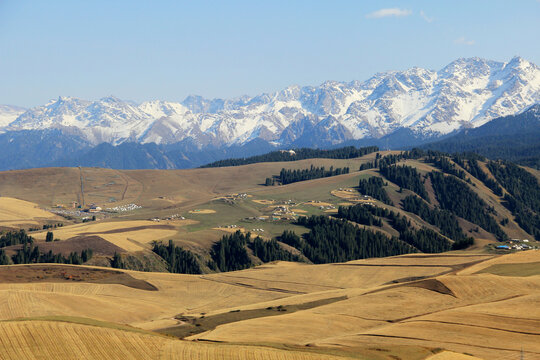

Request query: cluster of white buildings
[
  {"left": 151, "top": 214, "right": 185, "bottom": 222},
  {"left": 498, "top": 239, "right": 536, "bottom": 251},
  {"left": 106, "top": 203, "right": 142, "bottom": 212}
]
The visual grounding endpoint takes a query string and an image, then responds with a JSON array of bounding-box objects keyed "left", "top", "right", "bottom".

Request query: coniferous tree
[
  {"left": 430, "top": 171, "right": 507, "bottom": 241},
  {"left": 401, "top": 195, "right": 471, "bottom": 243},
  {"left": 487, "top": 161, "right": 540, "bottom": 240},
  {"left": 291, "top": 216, "right": 417, "bottom": 263},
  {"left": 111, "top": 252, "right": 125, "bottom": 269},
  {"left": 152, "top": 240, "right": 202, "bottom": 274},
  {"left": 357, "top": 176, "right": 393, "bottom": 205},
  {"left": 276, "top": 165, "right": 350, "bottom": 185},
  {"left": 379, "top": 164, "right": 429, "bottom": 201},
  {"left": 0, "top": 250, "right": 9, "bottom": 265},
  {"left": 0, "top": 229, "right": 33, "bottom": 247},
  {"left": 249, "top": 237, "right": 300, "bottom": 262}
]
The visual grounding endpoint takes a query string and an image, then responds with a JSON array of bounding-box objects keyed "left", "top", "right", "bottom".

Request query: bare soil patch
[
  {"left": 405, "top": 278, "right": 456, "bottom": 297},
  {"left": 158, "top": 296, "right": 347, "bottom": 339},
  {"left": 34, "top": 236, "right": 125, "bottom": 256},
  {"left": 0, "top": 265, "right": 157, "bottom": 291}
]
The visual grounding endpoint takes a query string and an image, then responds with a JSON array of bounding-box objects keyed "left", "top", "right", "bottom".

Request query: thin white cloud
[
  {"left": 365, "top": 8, "right": 412, "bottom": 19},
  {"left": 454, "top": 37, "right": 475, "bottom": 46},
  {"left": 420, "top": 10, "right": 434, "bottom": 23}
]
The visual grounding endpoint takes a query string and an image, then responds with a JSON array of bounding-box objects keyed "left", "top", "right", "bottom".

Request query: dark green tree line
[
  {"left": 357, "top": 176, "right": 393, "bottom": 205},
  {"left": 249, "top": 237, "right": 301, "bottom": 263},
  {"left": 401, "top": 195, "right": 470, "bottom": 243},
  {"left": 289, "top": 216, "right": 417, "bottom": 263},
  {"left": 275, "top": 165, "right": 350, "bottom": 185},
  {"left": 379, "top": 164, "right": 429, "bottom": 200},
  {"left": 429, "top": 171, "right": 507, "bottom": 241},
  {"left": 202, "top": 146, "right": 379, "bottom": 168},
  {"left": 11, "top": 245, "right": 92, "bottom": 265},
  {"left": 0, "top": 229, "right": 33, "bottom": 248},
  {"left": 209, "top": 231, "right": 252, "bottom": 272},
  {"left": 487, "top": 161, "right": 540, "bottom": 240}
]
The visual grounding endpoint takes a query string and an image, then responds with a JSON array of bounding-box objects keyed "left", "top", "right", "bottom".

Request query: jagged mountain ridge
[{"left": 2, "top": 56, "right": 539, "bottom": 148}]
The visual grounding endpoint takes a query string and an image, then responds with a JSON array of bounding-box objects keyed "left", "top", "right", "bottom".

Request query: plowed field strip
[
  {"left": 360, "top": 334, "right": 540, "bottom": 355},
  {"left": 403, "top": 319, "right": 540, "bottom": 336},
  {"left": 199, "top": 276, "right": 306, "bottom": 294},
  {"left": 215, "top": 274, "right": 344, "bottom": 290}
]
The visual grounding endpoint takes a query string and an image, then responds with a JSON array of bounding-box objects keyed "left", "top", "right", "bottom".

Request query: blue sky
[{"left": 1, "top": 0, "right": 539, "bottom": 107}]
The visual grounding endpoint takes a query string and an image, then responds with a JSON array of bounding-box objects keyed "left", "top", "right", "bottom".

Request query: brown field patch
[
  {"left": 0, "top": 265, "right": 157, "bottom": 291},
  {"left": 290, "top": 208, "right": 307, "bottom": 213},
  {"left": 5, "top": 235, "right": 125, "bottom": 256},
  {"left": 405, "top": 278, "right": 456, "bottom": 297}
]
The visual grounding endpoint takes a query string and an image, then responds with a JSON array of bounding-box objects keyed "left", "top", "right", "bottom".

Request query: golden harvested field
[
  {"left": 188, "top": 209, "right": 216, "bottom": 214},
  {"left": 0, "top": 197, "right": 62, "bottom": 227},
  {"left": 212, "top": 226, "right": 249, "bottom": 234},
  {"left": 31, "top": 220, "right": 187, "bottom": 251},
  {"left": 0, "top": 319, "right": 347, "bottom": 360},
  {"left": 331, "top": 189, "right": 363, "bottom": 201},
  {"left": 252, "top": 199, "right": 275, "bottom": 205},
  {"left": 185, "top": 253, "right": 540, "bottom": 359}
]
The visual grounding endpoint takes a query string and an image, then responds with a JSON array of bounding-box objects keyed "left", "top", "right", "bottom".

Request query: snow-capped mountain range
[{"left": 1, "top": 56, "right": 539, "bottom": 148}]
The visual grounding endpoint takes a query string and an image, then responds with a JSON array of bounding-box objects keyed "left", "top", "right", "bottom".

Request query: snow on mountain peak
[
  {"left": 3, "top": 56, "right": 540, "bottom": 147},
  {"left": 0, "top": 105, "right": 26, "bottom": 128}
]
